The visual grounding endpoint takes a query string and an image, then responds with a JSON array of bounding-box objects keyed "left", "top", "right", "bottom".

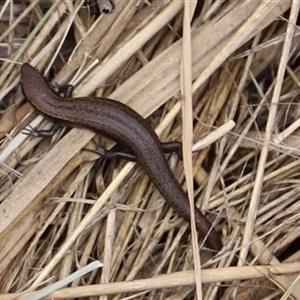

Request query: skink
[{"left": 20, "top": 63, "right": 222, "bottom": 251}]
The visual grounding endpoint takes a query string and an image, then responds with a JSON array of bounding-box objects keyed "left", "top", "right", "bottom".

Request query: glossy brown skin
[{"left": 20, "top": 63, "right": 222, "bottom": 251}]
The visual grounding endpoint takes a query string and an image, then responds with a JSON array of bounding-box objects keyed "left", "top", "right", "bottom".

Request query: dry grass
[{"left": 1, "top": 0, "right": 300, "bottom": 299}]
